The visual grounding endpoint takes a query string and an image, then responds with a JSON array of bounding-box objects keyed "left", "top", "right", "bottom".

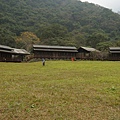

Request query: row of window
[
  {"left": 111, "top": 54, "right": 120, "bottom": 57},
  {"left": 0, "top": 53, "right": 11, "bottom": 58},
  {"left": 35, "top": 52, "right": 76, "bottom": 56}
]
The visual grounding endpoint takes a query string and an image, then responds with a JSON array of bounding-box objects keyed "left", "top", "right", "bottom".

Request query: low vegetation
[{"left": 0, "top": 61, "right": 120, "bottom": 120}]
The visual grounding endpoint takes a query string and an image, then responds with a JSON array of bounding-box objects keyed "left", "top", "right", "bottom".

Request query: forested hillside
[{"left": 0, "top": 0, "right": 120, "bottom": 51}]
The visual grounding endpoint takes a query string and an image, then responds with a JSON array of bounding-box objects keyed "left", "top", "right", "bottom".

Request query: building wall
[
  {"left": 0, "top": 52, "right": 12, "bottom": 62},
  {"left": 34, "top": 51, "right": 76, "bottom": 59},
  {"left": 0, "top": 52, "right": 26, "bottom": 62},
  {"left": 109, "top": 53, "right": 120, "bottom": 61}
]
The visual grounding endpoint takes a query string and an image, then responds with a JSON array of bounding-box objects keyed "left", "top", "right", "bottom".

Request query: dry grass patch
[{"left": 0, "top": 61, "right": 120, "bottom": 120}]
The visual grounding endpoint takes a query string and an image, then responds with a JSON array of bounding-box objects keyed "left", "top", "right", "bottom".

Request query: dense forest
[{"left": 0, "top": 0, "right": 120, "bottom": 51}]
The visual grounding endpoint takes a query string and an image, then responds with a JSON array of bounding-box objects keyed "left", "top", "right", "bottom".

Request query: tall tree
[
  {"left": 87, "top": 32, "right": 110, "bottom": 48},
  {"left": 15, "top": 32, "right": 40, "bottom": 51}
]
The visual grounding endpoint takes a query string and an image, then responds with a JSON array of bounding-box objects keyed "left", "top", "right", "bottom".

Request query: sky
[{"left": 80, "top": 0, "right": 120, "bottom": 13}]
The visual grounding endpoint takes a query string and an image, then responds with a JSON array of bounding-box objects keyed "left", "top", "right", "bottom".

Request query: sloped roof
[
  {"left": 110, "top": 51, "right": 120, "bottom": 53},
  {"left": 78, "top": 46, "right": 100, "bottom": 52},
  {"left": 13, "top": 48, "right": 30, "bottom": 55},
  {"left": 0, "top": 44, "right": 30, "bottom": 55},
  {"left": 0, "top": 49, "right": 14, "bottom": 53},
  {"left": 34, "top": 48, "right": 78, "bottom": 52},
  {"left": 109, "top": 47, "right": 120, "bottom": 50},
  {"left": 109, "top": 47, "right": 120, "bottom": 53},
  {"left": 0, "top": 45, "right": 13, "bottom": 50},
  {"left": 33, "top": 45, "right": 77, "bottom": 50},
  {"left": 33, "top": 45, "right": 78, "bottom": 52}
]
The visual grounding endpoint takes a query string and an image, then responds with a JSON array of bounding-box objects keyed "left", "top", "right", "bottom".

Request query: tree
[
  {"left": 0, "top": 28, "right": 16, "bottom": 47},
  {"left": 1, "top": 0, "right": 120, "bottom": 47},
  {"left": 115, "top": 40, "right": 120, "bottom": 46},
  {"left": 87, "top": 32, "right": 110, "bottom": 48},
  {"left": 96, "top": 41, "right": 113, "bottom": 51},
  {"left": 37, "top": 24, "right": 68, "bottom": 39},
  {"left": 37, "top": 24, "right": 68, "bottom": 45},
  {"left": 15, "top": 32, "right": 40, "bottom": 51}
]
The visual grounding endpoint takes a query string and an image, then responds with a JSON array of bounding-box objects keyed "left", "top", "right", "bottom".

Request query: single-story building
[
  {"left": 77, "top": 46, "right": 100, "bottom": 60},
  {"left": 0, "top": 45, "right": 14, "bottom": 62},
  {"left": 12, "top": 48, "right": 30, "bottom": 62},
  {"left": 33, "top": 45, "right": 78, "bottom": 60},
  {"left": 0, "top": 45, "right": 30, "bottom": 62},
  {"left": 109, "top": 47, "right": 120, "bottom": 61}
]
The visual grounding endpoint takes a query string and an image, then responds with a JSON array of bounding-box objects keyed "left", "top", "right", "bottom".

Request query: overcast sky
[{"left": 81, "top": 0, "right": 120, "bottom": 13}]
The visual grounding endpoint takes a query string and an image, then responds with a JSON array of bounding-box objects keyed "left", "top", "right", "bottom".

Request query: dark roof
[
  {"left": 0, "top": 44, "right": 30, "bottom": 55},
  {"left": 0, "top": 48, "right": 30, "bottom": 55},
  {"left": 34, "top": 48, "right": 78, "bottom": 53},
  {"left": 0, "top": 45, "right": 13, "bottom": 50},
  {"left": 0, "top": 44, "right": 14, "bottom": 53},
  {"left": 109, "top": 47, "right": 120, "bottom": 50},
  {"left": 78, "top": 46, "right": 100, "bottom": 52},
  {"left": 33, "top": 45, "right": 77, "bottom": 50},
  {"left": 109, "top": 47, "right": 120, "bottom": 53},
  {"left": 0, "top": 49, "right": 14, "bottom": 53},
  {"left": 33, "top": 45, "right": 78, "bottom": 52},
  {"left": 110, "top": 51, "right": 120, "bottom": 53}
]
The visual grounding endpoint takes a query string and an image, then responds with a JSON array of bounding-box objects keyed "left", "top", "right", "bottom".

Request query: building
[
  {"left": 0, "top": 45, "right": 30, "bottom": 62},
  {"left": 77, "top": 46, "right": 100, "bottom": 60},
  {"left": 33, "top": 45, "right": 78, "bottom": 60},
  {"left": 0, "top": 45, "right": 14, "bottom": 62},
  {"left": 109, "top": 47, "right": 120, "bottom": 61},
  {"left": 12, "top": 48, "right": 30, "bottom": 62}
]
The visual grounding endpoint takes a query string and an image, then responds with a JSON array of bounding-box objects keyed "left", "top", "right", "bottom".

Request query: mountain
[{"left": 0, "top": 0, "right": 120, "bottom": 51}]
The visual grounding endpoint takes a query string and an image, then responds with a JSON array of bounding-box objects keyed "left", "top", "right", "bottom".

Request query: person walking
[{"left": 42, "top": 58, "right": 45, "bottom": 66}]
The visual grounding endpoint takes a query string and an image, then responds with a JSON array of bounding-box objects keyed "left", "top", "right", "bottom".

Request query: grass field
[{"left": 0, "top": 61, "right": 120, "bottom": 120}]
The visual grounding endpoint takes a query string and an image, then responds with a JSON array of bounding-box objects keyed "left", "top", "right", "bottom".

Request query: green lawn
[{"left": 0, "top": 61, "right": 120, "bottom": 120}]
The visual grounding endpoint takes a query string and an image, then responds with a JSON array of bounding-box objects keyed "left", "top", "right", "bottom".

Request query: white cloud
[{"left": 81, "top": 0, "right": 120, "bottom": 12}]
